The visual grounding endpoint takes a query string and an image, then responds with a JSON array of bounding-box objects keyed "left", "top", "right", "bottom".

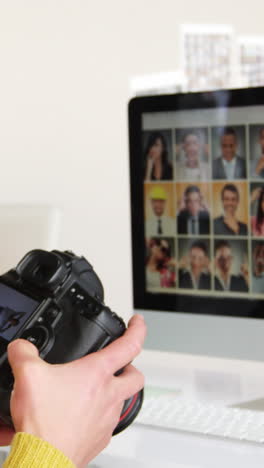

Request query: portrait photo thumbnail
[
  {"left": 144, "top": 183, "right": 175, "bottom": 238},
  {"left": 211, "top": 125, "right": 247, "bottom": 180},
  {"left": 178, "top": 237, "right": 211, "bottom": 290},
  {"left": 142, "top": 129, "right": 173, "bottom": 181},
  {"left": 250, "top": 182, "right": 264, "bottom": 236},
  {"left": 174, "top": 127, "right": 210, "bottom": 181},
  {"left": 213, "top": 238, "right": 249, "bottom": 293},
  {"left": 176, "top": 182, "right": 211, "bottom": 235},
  {"left": 145, "top": 237, "right": 176, "bottom": 290},
  {"left": 251, "top": 240, "right": 264, "bottom": 294},
  {"left": 249, "top": 124, "right": 264, "bottom": 180},
  {"left": 212, "top": 181, "right": 248, "bottom": 236}
]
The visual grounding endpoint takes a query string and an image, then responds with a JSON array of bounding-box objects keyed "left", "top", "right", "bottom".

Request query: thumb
[{"left": 7, "top": 339, "right": 40, "bottom": 377}]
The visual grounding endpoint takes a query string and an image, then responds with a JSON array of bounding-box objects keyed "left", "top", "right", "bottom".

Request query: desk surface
[
  {"left": 93, "top": 350, "right": 264, "bottom": 468},
  {"left": 134, "top": 349, "right": 264, "bottom": 407},
  {"left": 93, "top": 424, "right": 264, "bottom": 468}
]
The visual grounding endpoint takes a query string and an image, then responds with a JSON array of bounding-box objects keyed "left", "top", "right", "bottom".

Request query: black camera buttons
[
  {"left": 42, "top": 308, "right": 61, "bottom": 326},
  {"left": 69, "top": 286, "right": 81, "bottom": 298},
  {"left": 69, "top": 287, "right": 84, "bottom": 304}
]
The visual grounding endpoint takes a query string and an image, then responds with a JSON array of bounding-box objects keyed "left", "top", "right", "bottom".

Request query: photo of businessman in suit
[
  {"left": 212, "top": 126, "right": 246, "bottom": 180},
  {"left": 177, "top": 185, "right": 210, "bottom": 235}
]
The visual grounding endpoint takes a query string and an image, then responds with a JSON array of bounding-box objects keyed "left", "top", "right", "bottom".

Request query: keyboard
[{"left": 136, "top": 388, "right": 264, "bottom": 443}]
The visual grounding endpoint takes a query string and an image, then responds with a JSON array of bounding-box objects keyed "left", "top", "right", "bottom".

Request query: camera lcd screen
[{"left": 0, "top": 282, "right": 40, "bottom": 342}]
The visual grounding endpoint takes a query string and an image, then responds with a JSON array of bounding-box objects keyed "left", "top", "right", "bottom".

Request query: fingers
[
  {"left": 94, "top": 314, "right": 146, "bottom": 375},
  {"left": 113, "top": 364, "right": 144, "bottom": 401},
  {"left": 7, "top": 339, "right": 40, "bottom": 377}
]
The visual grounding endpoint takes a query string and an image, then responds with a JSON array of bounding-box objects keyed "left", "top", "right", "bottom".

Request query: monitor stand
[{"left": 135, "top": 348, "right": 264, "bottom": 409}]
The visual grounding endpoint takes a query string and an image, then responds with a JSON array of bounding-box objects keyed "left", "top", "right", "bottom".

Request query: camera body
[{"left": 0, "top": 249, "right": 143, "bottom": 434}]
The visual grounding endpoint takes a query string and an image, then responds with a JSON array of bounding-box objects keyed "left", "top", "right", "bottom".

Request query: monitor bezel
[{"left": 128, "top": 87, "right": 264, "bottom": 320}]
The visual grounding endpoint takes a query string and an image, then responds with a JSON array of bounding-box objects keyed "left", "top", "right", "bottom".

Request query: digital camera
[{"left": 0, "top": 249, "right": 143, "bottom": 434}]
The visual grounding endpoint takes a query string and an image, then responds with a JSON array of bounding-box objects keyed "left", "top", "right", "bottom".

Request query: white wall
[{"left": 0, "top": 0, "right": 263, "bottom": 322}]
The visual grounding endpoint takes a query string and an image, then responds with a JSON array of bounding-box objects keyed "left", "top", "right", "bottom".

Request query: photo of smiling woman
[
  {"left": 143, "top": 130, "right": 173, "bottom": 181},
  {"left": 250, "top": 184, "right": 264, "bottom": 236}
]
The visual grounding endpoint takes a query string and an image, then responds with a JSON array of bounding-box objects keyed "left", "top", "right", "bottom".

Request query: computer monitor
[{"left": 128, "top": 87, "right": 264, "bottom": 362}]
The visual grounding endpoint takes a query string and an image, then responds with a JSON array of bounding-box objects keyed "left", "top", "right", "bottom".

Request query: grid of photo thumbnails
[{"left": 143, "top": 124, "right": 264, "bottom": 297}]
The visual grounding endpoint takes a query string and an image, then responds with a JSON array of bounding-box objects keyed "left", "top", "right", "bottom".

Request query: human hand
[
  {"left": 179, "top": 255, "right": 189, "bottom": 270},
  {"left": 240, "top": 260, "right": 249, "bottom": 285},
  {"left": 214, "top": 257, "right": 219, "bottom": 273},
  {"left": 204, "top": 143, "right": 209, "bottom": 160},
  {"left": 7, "top": 314, "right": 146, "bottom": 468},
  {"left": 256, "top": 155, "right": 264, "bottom": 174},
  {"left": 148, "top": 148, "right": 160, "bottom": 163},
  {"left": 203, "top": 256, "right": 211, "bottom": 273},
  {"left": 251, "top": 187, "right": 262, "bottom": 203},
  {"left": 178, "top": 195, "right": 186, "bottom": 211},
  {"left": 165, "top": 258, "right": 177, "bottom": 268},
  {"left": 175, "top": 144, "right": 180, "bottom": 153},
  {"left": 200, "top": 193, "right": 209, "bottom": 211},
  {"left": 145, "top": 156, "right": 154, "bottom": 180}
]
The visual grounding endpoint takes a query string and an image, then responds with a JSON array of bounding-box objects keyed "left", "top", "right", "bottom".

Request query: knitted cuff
[{"left": 3, "top": 432, "right": 76, "bottom": 468}]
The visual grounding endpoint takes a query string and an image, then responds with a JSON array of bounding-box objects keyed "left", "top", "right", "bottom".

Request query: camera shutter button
[{"left": 21, "top": 326, "right": 49, "bottom": 352}]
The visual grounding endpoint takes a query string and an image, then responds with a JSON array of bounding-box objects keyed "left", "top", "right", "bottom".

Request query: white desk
[
  {"left": 93, "top": 349, "right": 264, "bottom": 468},
  {"left": 93, "top": 423, "right": 264, "bottom": 468},
  {"left": 135, "top": 349, "right": 264, "bottom": 407}
]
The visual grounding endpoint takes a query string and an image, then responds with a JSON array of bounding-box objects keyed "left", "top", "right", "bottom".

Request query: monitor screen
[{"left": 129, "top": 88, "right": 264, "bottom": 355}]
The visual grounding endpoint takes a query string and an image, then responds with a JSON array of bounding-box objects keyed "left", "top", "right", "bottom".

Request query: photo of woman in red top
[{"left": 251, "top": 186, "right": 264, "bottom": 236}]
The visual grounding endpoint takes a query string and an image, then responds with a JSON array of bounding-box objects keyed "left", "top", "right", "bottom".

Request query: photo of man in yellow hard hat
[{"left": 144, "top": 183, "right": 175, "bottom": 237}]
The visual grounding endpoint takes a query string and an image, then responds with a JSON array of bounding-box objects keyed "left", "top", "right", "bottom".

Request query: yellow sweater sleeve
[{"left": 3, "top": 432, "right": 76, "bottom": 468}]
